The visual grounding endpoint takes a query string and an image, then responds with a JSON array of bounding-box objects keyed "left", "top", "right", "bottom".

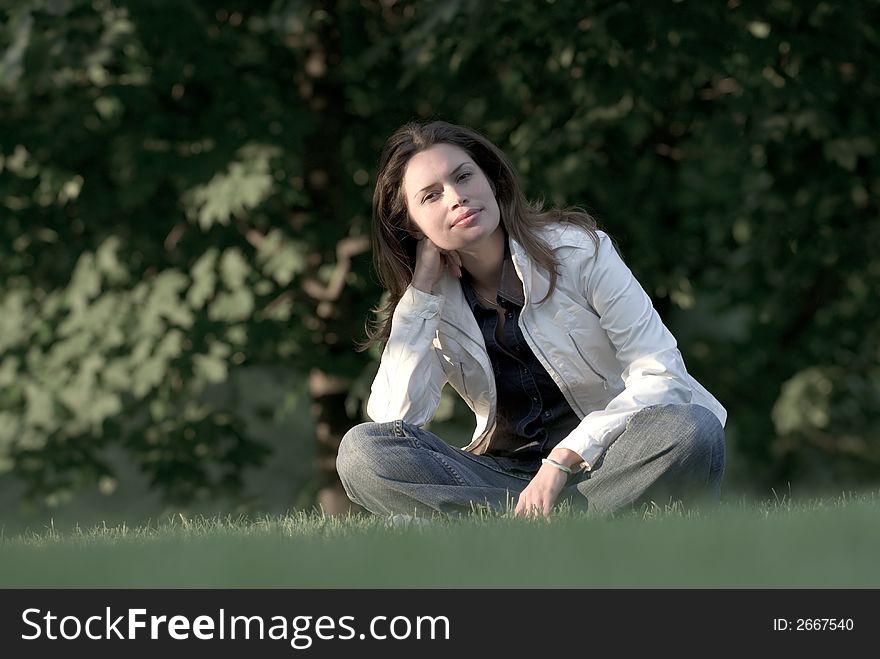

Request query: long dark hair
[{"left": 362, "top": 120, "right": 600, "bottom": 350}]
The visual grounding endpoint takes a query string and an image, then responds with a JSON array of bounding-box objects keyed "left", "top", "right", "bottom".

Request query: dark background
[{"left": 1, "top": 0, "right": 878, "bottom": 526}]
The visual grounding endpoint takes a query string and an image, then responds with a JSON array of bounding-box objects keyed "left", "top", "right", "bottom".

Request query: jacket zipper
[
  {"left": 568, "top": 335, "right": 609, "bottom": 389},
  {"left": 439, "top": 317, "right": 494, "bottom": 446},
  {"left": 458, "top": 363, "right": 470, "bottom": 399}
]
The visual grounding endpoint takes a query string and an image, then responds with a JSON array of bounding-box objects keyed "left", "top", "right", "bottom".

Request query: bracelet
[{"left": 541, "top": 458, "right": 574, "bottom": 475}]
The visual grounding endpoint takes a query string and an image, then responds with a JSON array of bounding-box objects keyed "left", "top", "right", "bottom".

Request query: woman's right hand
[{"left": 411, "top": 238, "right": 462, "bottom": 293}]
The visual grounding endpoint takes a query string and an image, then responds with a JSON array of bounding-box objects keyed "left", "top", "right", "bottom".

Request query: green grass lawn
[{"left": 2, "top": 491, "right": 878, "bottom": 588}]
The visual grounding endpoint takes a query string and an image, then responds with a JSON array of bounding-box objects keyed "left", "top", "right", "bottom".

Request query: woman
[{"left": 337, "top": 120, "right": 726, "bottom": 519}]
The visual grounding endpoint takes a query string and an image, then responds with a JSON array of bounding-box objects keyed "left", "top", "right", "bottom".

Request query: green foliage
[
  {"left": 183, "top": 144, "right": 282, "bottom": 230},
  {"left": 1, "top": 0, "right": 878, "bottom": 512},
  {"left": 0, "top": 0, "right": 370, "bottom": 509}
]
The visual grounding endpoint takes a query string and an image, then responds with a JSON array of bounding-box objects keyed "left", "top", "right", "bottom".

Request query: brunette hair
[{"left": 362, "top": 119, "right": 600, "bottom": 349}]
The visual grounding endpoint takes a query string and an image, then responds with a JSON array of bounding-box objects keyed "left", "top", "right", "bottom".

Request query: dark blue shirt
[{"left": 460, "top": 245, "right": 579, "bottom": 459}]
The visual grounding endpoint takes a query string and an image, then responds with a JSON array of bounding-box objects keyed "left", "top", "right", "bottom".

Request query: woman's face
[{"left": 401, "top": 143, "right": 501, "bottom": 253}]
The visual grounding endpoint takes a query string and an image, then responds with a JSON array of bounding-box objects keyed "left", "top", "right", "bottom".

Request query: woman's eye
[{"left": 421, "top": 173, "right": 470, "bottom": 202}]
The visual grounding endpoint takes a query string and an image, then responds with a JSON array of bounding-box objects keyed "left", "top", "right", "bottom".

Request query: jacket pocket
[
  {"left": 458, "top": 363, "right": 470, "bottom": 399},
  {"left": 433, "top": 346, "right": 473, "bottom": 402},
  {"left": 568, "top": 332, "right": 609, "bottom": 389}
]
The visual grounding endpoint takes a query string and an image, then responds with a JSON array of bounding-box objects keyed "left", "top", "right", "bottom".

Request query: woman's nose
[{"left": 449, "top": 186, "right": 468, "bottom": 208}]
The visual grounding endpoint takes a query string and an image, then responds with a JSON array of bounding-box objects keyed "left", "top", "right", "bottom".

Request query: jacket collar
[{"left": 435, "top": 223, "right": 592, "bottom": 321}]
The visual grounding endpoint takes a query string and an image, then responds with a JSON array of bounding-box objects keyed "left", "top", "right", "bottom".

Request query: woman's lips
[{"left": 453, "top": 209, "right": 480, "bottom": 227}]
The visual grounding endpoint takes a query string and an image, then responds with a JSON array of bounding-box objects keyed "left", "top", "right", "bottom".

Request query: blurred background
[{"left": 1, "top": 0, "right": 878, "bottom": 530}]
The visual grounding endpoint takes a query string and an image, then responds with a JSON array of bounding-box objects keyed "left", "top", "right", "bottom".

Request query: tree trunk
[{"left": 299, "top": 0, "right": 364, "bottom": 515}]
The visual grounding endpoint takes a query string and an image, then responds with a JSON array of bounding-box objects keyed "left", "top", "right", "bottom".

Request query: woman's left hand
[{"left": 514, "top": 465, "right": 568, "bottom": 519}]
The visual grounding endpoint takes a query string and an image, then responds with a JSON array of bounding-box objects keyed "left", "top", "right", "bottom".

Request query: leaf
[
  {"left": 193, "top": 342, "right": 231, "bottom": 385},
  {"left": 208, "top": 290, "right": 255, "bottom": 322},
  {"left": 256, "top": 230, "right": 308, "bottom": 286},
  {"left": 23, "top": 382, "right": 57, "bottom": 433},
  {"left": 219, "top": 248, "right": 250, "bottom": 290},
  {"left": 187, "top": 249, "right": 219, "bottom": 309},
  {"left": 823, "top": 137, "right": 876, "bottom": 171},
  {"left": 772, "top": 367, "right": 835, "bottom": 435},
  {"left": 95, "top": 236, "right": 130, "bottom": 285},
  {"left": 65, "top": 253, "right": 102, "bottom": 314},
  {"left": 182, "top": 144, "right": 281, "bottom": 230}
]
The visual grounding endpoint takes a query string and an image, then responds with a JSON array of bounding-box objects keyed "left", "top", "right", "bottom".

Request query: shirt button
[
  {"left": 532, "top": 396, "right": 538, "bottom": 403},
  {"left": 543, "top": 410, "right": 552, "bottom": 419},
  {"left": 506, "top": 312, "right": 513, "bottom": 320}
]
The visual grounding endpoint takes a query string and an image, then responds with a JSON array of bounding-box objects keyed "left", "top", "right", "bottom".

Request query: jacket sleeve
[
  {"left": 366, "top": 285, "right": 448, "bottom": 426},
  {"left": 554, "top": 232, "right": 693, "bottom": 469}
]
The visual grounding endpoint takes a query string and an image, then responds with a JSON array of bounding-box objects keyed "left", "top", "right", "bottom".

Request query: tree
[{"left": 1, "top": 0, "right": 878, "bottom": 515}]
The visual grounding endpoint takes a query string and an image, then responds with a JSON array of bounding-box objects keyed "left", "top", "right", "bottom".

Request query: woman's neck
[{"left": 458, "top": 225, "right": 506, "bottom": 291}]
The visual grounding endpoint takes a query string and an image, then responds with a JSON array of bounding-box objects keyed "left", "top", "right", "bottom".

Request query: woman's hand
[
  {"left": 514, "top": 465, "right": 568, "bottom": 519},
  {"left": 411, "top": 238, "right": 462, "bottom": 294},
  {"left": 514, "top": 448, "right": 583, "bottom": 519}
]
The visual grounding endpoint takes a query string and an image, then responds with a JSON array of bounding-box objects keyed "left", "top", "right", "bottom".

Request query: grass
[{"left": 1, "top": 490, "right": 878, "bottom": 588}]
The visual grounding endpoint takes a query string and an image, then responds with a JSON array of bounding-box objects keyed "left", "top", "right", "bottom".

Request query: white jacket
[{"left": 367, "top": 224, "right": 727, "bottom": 470}]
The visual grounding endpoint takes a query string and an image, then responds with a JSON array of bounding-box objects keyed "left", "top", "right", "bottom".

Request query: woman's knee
[
  {"left": 336, "top": 421, "right": 393, "bottom": 480},
  {"left": 667, "top": 404, "right": 725, "bottom": 473},
  {"left": 640, "top": 404, "right": 725, "bottom": 467}
]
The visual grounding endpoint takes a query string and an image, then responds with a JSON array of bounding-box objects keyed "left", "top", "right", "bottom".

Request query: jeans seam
[
  {"left": 398, "top": 421, "right": 534, "bottom": 483},
  {"left": 417, "top": 438, "right": 469, "bottom": 486},
  {"left": 707, "top": 422, "right": 725, "bottom": 487},
  {"left": 399, "top": 421, "right": 469, "bottom": 486},
  {"left": 457, "top": 450, "right": 535, "bottom": 481}
]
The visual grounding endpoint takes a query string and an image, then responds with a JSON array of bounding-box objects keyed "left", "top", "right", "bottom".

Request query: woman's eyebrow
[{"left": 414, "top": 162, "right": 471, "bottom": 197}]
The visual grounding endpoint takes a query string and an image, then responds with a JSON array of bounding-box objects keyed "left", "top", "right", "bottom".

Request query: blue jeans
[{"left": 336, "top": 404, "right": 726, "bottom": 517}]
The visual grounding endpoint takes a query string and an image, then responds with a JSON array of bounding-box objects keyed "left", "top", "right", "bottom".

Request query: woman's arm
[
  {"left": 554, "top": 231, "right": 693, "bottom": 468},
  {"left": 366, "top": 285, "right": 449, "bottom": 427},
  {"left": 367, "top": 238, "right": 462, "bottom": 426},
  {"left": 516, "top": 231, "right": 693, "bottom": 517}
]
